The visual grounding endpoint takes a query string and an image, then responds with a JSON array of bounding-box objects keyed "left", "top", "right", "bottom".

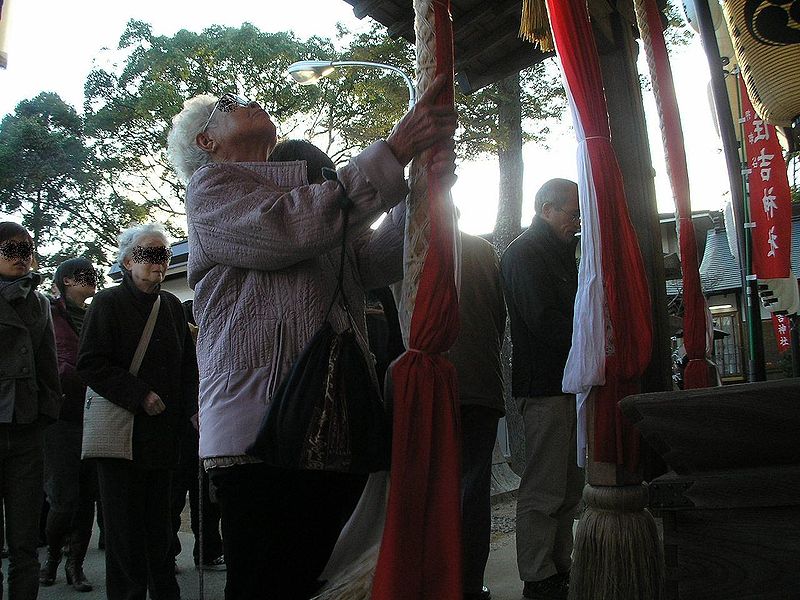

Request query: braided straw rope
[
  {"left": 395, "top": 0, "right": 436, "bottom": 346},
  {"left": 311, "top": 4, "right": 437, "bottom": 599},
  {"left": 633, "top": 0, "right": 674, "bottom": 202}
]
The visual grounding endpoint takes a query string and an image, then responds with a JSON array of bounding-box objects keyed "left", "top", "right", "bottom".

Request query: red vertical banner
[
  {"left": 739, "top": 76, "right": 792, "bottom": 279},
  {"left": 771, "top": 313, "right": 792, "bottom": 354}
]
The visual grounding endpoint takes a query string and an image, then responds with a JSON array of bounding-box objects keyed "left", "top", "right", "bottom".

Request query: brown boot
[
  {"left": 65, "top": 524, "right": 93, "bottom": 592},
  {"left": 38, "top": 547, "right": 61, "bottom": 586}
]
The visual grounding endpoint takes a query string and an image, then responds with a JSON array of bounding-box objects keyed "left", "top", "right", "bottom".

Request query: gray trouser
[{"left": 515, "top": 394, "right": 584, "bottom": 582}]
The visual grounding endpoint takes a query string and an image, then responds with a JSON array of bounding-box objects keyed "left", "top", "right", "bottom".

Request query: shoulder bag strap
[
  {"left": 322, "top": 168, "right": 355, "bottom": 324},
  {"left": 129, "top": 295, "right": 161, "bottom": 376}
]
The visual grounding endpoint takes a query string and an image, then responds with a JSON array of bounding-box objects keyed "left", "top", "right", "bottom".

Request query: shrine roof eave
[{"left": 337, "top": 0, "right": 666, "bottom": 93}]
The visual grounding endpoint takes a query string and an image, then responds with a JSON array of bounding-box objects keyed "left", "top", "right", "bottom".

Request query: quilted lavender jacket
[{"left": 186, "top": 141, "right": 407, "bottom": 459}]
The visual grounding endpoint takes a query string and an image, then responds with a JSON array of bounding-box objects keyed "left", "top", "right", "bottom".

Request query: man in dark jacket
[
  {"left": 501, "top": 179, "right": 584, "bottom": 600},
  {"left": 448, "top": 232, "right": 506, "bottom": 600}
]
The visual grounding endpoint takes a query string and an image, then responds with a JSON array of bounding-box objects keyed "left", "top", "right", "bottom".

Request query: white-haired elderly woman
[
  {"left": 77, "top": 223, "right": 198, "bottom": 600},
  {"left": 166, "top": 76, "right": 457, "bottom": 600}
]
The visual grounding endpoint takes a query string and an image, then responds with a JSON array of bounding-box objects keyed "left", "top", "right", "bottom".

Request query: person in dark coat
[
  {"left": 448, "top": 231, "right": 507, "bottom": 600},
  {"left": 77, "top": 223, "right": 198, "bottom": 600},
  {"left": 39, "top": 257, "right": 99, "bottom": 592},
  {"left": 0, "top": 221, "right": 61, "bottom": 600},
  {"left": 501, "top": 179, "right": 585, "bottom": 600}
]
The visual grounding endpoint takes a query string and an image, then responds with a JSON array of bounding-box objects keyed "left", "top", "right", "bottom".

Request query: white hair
[
  {"left": 116, "top": 223, "right": 169, "bottom": 268},
  {"left": 167, "top": 95, "right": 217, "bottom": 184}
]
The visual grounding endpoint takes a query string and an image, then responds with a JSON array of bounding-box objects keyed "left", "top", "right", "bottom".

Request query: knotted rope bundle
[{"left": 313, "top": 2, "right": 460, "bottom": 599}]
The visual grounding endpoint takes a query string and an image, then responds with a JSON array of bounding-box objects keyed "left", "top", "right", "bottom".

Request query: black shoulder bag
[{"left": 246, "top": 169, "right": 391, "bottom": 474}]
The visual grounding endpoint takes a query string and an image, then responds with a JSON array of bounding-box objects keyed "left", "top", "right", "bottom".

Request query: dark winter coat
[
  {"left": 501, "top": 216, "right": 578, "bottom": 397},
  {"left": 0, "top": 273, "right": 61, "bottom": 425},
  {"left": 77, "top": 273, "right": 198, "bottom": 469},
  {"left": 447, "top": 232, "right": 507, "bottom": 413},
  {"left": 51, "top": 297, "right": 85, "bottom": 423}
]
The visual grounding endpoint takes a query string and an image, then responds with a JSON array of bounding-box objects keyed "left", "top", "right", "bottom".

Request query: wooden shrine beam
[
  {"left": 595, "top": 9, "right": 673, "bottom": 400},
  {"left": 456, "top": 46, "right": 554, "bottom": 95}
]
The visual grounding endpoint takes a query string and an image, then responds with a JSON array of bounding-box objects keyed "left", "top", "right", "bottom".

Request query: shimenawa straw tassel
[
  {"left": 519, "top": 0, "right": 554, "bottom": 51},
  {"left": 569, "top": 484, "right": 663, "bottom": 600}
]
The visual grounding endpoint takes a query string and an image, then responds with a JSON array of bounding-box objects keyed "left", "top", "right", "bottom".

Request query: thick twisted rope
[
  {"left": 395, "top": 0, "right": 436, "bottom": 346},
  {"left": 633, "top": 0, "right": 672, "bottom": 199},
  {"left": 311, "top": 5, "right": 441, "bottom": 598},
  {"left": 633, "top": 0, "right": 710, "bottom": 388}
]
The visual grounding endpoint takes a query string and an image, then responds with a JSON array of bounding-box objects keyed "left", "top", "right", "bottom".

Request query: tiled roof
[
  {"left": 695, "top": 220, "right": 800, "bottom": 294},
  {"left": 698, "top": 228, "right": 745, "bottom": 292}
]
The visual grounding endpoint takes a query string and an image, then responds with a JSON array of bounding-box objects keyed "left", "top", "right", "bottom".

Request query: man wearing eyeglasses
[{"left": 500, "top": 178, "right": 583, "bottom": 600}]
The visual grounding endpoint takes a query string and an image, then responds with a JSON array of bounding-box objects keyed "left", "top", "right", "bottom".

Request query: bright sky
[{"left": 0, "top": 0, "right": 731, "bottom": 235}]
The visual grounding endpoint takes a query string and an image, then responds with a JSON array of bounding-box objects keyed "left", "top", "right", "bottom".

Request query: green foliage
[
  {"left": 2, "top": 19, "right": 568, "bottom": 265},
  {"left": 0, "top": 92, "right": 144, "bottom": 271},
  {"left": 301, "top": 24, "right": 415, "bottom": 163},
  {"left": 456, "top": 59, "right": 565, "bottom": 161},
  {"left": 83, "top": 20, "right": 335, "bottom": 229},
  {"left": 663, "top": 0, "right": 694, "bottom": 51},
  {"left": 322, "top": 24, "right": 565, "bottom": 164}
]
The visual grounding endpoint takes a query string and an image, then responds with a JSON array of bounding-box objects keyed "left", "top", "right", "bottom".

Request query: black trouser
[
  {"left": 210, "top": 463, "right": 366, "bottom": 600},
  {"left": 43, "top": 420, "right": 98, "bottom": 568},
  {"left": 0, "top": 424, "right": 45, "bottom": 600},
  {"left": 460, "top": 405, "right": 501, "bottom": 595},
  {"left": 96, "top": 459, "right": 179, "bottom": 600},
  {"left": 170, "top": 430, "right": 222, "bottom": 564}
]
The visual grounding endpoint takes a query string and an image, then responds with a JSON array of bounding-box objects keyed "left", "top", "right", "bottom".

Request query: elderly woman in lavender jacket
[{"left": 166, "top": 76, "right": 456, "bottom": 600}]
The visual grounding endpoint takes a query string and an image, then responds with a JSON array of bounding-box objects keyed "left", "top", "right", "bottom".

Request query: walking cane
[{"left": 198, "top": 457, "right": 204, "bottom": 600}]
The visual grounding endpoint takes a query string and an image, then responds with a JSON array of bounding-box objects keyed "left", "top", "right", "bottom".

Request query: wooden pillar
[{"left": 596, "top": 10, "right": 672, "bottom": 395}]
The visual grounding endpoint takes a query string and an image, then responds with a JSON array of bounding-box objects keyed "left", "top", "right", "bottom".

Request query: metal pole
[
  {"left": 792, "top": 314, "right": 800, "bottom": 377},
  {"left": 692, "top": 0, "right": 766, "bottom": 381},
  {"left": 331, "top": 61, "right": 417, "bottom": 109}
]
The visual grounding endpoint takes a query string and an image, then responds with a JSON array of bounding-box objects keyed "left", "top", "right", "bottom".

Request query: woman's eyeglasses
[{"left": 201, "top": 93, "right": 251, "bottom": 133}]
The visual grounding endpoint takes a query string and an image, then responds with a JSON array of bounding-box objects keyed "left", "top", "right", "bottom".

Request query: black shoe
[
  {"left": 464, "top": 584, "right": 491, "bottom": 600},
  {"left": 523, "top": 573, "right": 568, "bottom": 600},
  {"left": 196, "top": 554, "right": 226, "bottom": 571},
  {"left": 38, "top": 548, "right": 62, "bottom": 586}
]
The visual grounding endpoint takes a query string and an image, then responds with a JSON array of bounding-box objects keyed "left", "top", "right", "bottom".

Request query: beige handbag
[{"left": 81, "top": 296, "right": 161, "bottom": 460}]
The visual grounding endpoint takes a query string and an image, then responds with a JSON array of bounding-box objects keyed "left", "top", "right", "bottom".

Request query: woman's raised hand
[{"left": 386, "top": 74, "right": 458, "bottom": 168}]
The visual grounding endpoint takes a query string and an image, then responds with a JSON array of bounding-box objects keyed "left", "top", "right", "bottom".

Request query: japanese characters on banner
[
  {"left": 739, "top": 76, "right": 792, "bottom": 280},
  {"left": 771, "top": 313, "right": 792, "bottom": 354}
]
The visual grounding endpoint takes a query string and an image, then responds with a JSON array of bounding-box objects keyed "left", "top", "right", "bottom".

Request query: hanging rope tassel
[
  {"left": 519, "top": 0, "right": 554, "bottom": 51},
  {"left": 570, "top": 484, "right": 663, "bottom": 600}
]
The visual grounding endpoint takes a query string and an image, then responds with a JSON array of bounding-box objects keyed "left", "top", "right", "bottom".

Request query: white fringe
[{"left": 312, "top": 472, "right": 390, "bottom": 599}]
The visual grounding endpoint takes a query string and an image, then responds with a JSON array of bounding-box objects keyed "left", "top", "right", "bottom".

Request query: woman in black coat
[
  {"left": 0, "top": 221, "right": 61, "bottom": 600},
  {"left": 40, "top": 257, "right": 99, "bottom": 592},
  {"left": 77, "top": 223, "right": 198, "bottom": 600}
]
